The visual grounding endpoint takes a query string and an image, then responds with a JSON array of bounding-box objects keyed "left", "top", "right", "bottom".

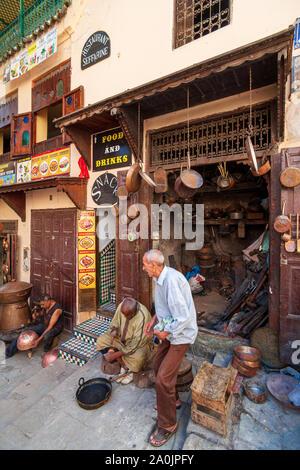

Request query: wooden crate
[{"left": 190, "top": 361, "right": 237, "bottom": 436}]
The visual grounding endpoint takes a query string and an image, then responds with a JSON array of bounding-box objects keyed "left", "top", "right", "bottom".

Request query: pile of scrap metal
[{"left": 221, "top": 266, "right": 269, "bottom": 338}]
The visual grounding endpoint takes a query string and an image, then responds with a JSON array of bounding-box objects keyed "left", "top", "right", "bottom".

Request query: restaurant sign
[
  {"left": 93, "top": 127, "right": 132, "bottom": 171},
  {"left": 91, "top": 172, "right": 118, "bottom": 206},
  {"left": 81, "top": 31, "right": 110, "bottom": 70},
  {"left": 31, "top": 147, "right": 70, "bottom": 180},
  {"left": 0, "top": 161, "right": 16, "bottom": 186}
]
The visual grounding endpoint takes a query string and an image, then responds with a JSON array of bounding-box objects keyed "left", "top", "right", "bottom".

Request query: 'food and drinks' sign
[{"left": 92, "top": 127, "right": 132, "bottom": 171}]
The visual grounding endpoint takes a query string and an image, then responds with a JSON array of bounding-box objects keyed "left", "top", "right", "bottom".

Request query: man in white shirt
[{"left": 143, "top": 249, "right": 198, "bottom": 447}]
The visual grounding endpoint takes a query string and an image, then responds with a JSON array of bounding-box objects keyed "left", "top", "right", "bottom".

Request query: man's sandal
[{"left": 149, "top": 425, "right": 177, "bottom": 447}]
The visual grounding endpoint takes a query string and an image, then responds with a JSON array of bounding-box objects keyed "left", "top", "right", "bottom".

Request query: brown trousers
[{"left": 154, "top": 340, "right": 189, "bottom": 430}]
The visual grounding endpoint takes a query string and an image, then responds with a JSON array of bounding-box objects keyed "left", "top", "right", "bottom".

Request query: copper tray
[{"left": 267, "top": 374, "right": 300, "bottom": 411}]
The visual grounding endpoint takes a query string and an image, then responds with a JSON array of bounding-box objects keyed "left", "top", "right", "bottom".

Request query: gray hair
[{"left": 145, "top": 249, "right": 165, "bottom": 266}]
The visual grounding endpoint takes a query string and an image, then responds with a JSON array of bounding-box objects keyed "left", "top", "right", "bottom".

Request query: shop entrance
[
  {"left": 154, "top": 160, "right": 270, "bottom": 340},
  {"left": 97, "top": 207, "right": 116, "bottom": 316}
]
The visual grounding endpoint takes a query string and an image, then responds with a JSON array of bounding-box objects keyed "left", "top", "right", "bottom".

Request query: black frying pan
[{"left": 76, "top": 372, "right": 131, "bottom": 410}]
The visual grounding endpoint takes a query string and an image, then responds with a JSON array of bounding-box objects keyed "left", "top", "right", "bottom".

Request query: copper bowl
[
  {"left": 234, "top": 346, "right": 261, "bottom": 363},
  {"left": 42, "top": 349, "right": 59, "bottom": 368},
  {"left": 233, "top": 360, "right": 257, "bottom": 377},
  {"left": 233, "top": 354, "right": 260, "bottom": 369},
  {"left": 244, "top": 380, "right": 267, "bottom": 404},
  {"left": 17, "top": 330, "right": 39, "bottom": 351}
]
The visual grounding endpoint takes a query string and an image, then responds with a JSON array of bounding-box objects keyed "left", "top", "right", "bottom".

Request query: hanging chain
[
  {"left": 248, "top": 64, "right": 253, "bottom": 135},
  {"left": 187, "top": 86, "right": 190, "bottom": 160},
  {"left": 137, "top": 102, "right": 141, "bottom": 164}
]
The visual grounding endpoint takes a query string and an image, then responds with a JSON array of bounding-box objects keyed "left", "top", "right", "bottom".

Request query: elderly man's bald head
[{"left": 121, "top": 297, "right": 138, "bottom": 318}]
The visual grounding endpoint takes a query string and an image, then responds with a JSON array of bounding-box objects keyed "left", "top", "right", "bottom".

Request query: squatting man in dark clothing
[
  {"left": 143, "top": 249, "right": 198, "bottom": 447},
  {"left": 6, "top": 295, "right": 64, "bottom": 358}
]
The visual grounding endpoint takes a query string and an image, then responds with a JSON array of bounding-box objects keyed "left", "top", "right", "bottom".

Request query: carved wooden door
[
  {"left": 116, "top": 170, "right": 152, "bottom": 310},
  {"left": 31, "top": 209, "right": 77, "bottom": 331}
]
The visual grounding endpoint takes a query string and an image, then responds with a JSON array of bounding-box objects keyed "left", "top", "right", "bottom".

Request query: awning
[
  {"left": 0, "top": 177, "right": 88, "bottom": 221},
  {"left": 54, "top": 27, "right": 293, "bottom": 167}
]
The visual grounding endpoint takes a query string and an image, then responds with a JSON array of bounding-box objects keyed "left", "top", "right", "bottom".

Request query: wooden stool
[
  {"left": 190, "top": 361, "right": 237, "bottom": 437},
  {"left": 176, "top": 357, "right": 193, "bottom": 392},
  {"left": 101, "top": 356, "right": 121, "bottom": 375}
]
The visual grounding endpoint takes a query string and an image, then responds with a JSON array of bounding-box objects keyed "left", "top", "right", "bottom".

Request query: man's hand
[
  {"left": 104, "top": 350, "right": 122, "bottom": 363},
  {"left": 31, "top": 337, "right": 42, "bottom": 349},
  {"left": 145, "top": 315, "right": 157, "bottom": 337},
  {"left": 110, "top": 328, "right": 118, "bottom": 339},
  {"left": 153, "top": 330, "right": 171, "bottom": 341},
  {"left": 103, "top": 352, "right": 115, "bottom": 362}
]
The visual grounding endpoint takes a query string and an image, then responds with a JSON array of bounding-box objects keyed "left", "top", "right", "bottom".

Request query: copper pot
[
  {"left": 0, "top": 281, "right": 32, "bottom": 331},
  {"left": 0, "top": 281, "right": 32, "bottom": 304}
]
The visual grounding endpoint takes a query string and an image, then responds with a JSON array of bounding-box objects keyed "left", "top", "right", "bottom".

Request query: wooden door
[
  {"left": 31, "top": 209, "right": 77, "bottom": 331},
  {"left": 276, "top": 148, "right": 300, "bottom": 364},
  {"left": 116, "top": 170, "right": 152, "bottom": 310}
]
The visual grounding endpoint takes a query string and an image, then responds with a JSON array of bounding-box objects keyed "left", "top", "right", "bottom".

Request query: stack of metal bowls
[{"left": 233, "top": 346, "right": 261, "bottom": 377}]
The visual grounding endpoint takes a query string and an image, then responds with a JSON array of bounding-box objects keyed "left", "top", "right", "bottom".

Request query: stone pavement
[{"left": 0, "top": 338, "right": 299, "bottom": 451}]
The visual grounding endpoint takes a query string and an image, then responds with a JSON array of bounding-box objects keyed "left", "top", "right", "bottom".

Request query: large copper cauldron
[{"left": 0, "top": 281, "right": 32, "bottom": 332}]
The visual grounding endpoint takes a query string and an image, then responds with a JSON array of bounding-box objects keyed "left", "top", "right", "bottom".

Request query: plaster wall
[
  {"left": 69, "top": 0, "right": 299, "bottom": 105},
  {"left": 0, "top": 189, "right": 75, "bottom": 283}
]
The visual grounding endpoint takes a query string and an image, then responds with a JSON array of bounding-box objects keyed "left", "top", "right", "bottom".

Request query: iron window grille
[
  {"left": 175, "top": 0, "right": 231, "bottom": 48},
  {"left": 149, "top": 103, "right": 272, "bottom": 169}
]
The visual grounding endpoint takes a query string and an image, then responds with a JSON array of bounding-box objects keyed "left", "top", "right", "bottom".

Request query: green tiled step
[{"left": 58, "top": 316, "right": 111, "bottom": 366}]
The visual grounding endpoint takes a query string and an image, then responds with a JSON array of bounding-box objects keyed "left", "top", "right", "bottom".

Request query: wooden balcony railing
[
  {"left": 33, "top": 134, "right": 63, "bottom": 155},
  {"left": 0, "top": 0, "right": 71, "bottom": 64}
]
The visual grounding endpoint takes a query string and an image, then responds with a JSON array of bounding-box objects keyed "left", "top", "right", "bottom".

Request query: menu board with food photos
[
  {"left": 0, "top": 161, "right": 16, "bottom": 186},
  {"left": 16, "top": 157, "right": 31, "bottom": 183},
  {"left": 31, "top": 147, "right": 70, "bottom": 180},
  {"left": 78, "top": 211, "right": 96, "bottom": 289}
]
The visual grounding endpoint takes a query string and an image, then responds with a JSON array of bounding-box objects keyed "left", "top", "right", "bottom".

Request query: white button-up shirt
[{"left": 154, "top": 266, "right": 198, "bottom": 345}]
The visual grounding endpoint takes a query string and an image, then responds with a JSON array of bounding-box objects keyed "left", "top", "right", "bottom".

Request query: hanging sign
[
  {"left": 78, "top": 211, "right": 96, "bottom": 289},
  {"left": 292, "top": 55, "right": 300, "bottom": 93},
  {"left": 295, "top": 18, "right": 300, "bottom": 49},
  {"left": 92, "top": 127, "right": 132, "bottom": 171},
  {"left": 31, "top": 147, "right": 70, "bottom": 180},
  {"left": 16, "top": 157, "right": 31, "bottom": 183},
  {"left": 9, "top": 28, "right": 57, "bottom": 81},
  {"left": 0, "top": 161, "right": 16, "bottom": 186},
  {"left": 81, "top": 31, "right": 110, "bottom": 70},
  {"left": 91, "top": 172, "right": 118, "bottom": 205}
]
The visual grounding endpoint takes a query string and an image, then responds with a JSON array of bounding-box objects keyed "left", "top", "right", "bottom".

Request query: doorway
[{"left": 30, "top": 208, "right": 77, "bottom": 330}]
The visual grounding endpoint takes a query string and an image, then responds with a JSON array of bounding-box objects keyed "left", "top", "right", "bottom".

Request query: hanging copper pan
[
  {"left": 126, "top": 163, "right": 141, "bottom": 194},
  {"left": 139, "top": 169, "right": 156, "bottom": 189},
  {"left": 174, "top": 154, "right": 203, "bottom": 199},
  {"left": 273, "top": 201, "right": 291, "bottom": 233},
  {"left": 154, "top": 167, "right": 168, "bottom": 193},
  {"left": 245, "top": 136, "right": 258, "bottom": 173},
  {"left": 280, "top": 151, "right": 300, "bottom": 188}
]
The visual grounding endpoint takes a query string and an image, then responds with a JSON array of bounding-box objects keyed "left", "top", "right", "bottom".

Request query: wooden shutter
[
  {"left": 62, "top": 86, "right": 84, "bottom": 144},
  {"left": 63, "top": 86, "right": 84, "bottom": 116},
  {"left": 10, "top": 112, "right": 33, "bottom": 158}
]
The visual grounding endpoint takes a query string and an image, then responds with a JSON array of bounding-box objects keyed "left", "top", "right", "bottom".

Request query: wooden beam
[
  {"left": 62, "top": 124, "right": 92, "bottom": 169},
  {"left": 57, "top": 180, "right": 87, "bottom": 210},
  {"left": 0, "top": 192, "right": 26, "bottom": 222}
]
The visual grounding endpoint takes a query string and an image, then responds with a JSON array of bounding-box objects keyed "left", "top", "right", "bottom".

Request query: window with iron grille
[
  {"left": 149, "top": 103, "right": 272, "bottom": 169},
  {"left": 175, "top": 0, "right": 231, "bottom": 48}
]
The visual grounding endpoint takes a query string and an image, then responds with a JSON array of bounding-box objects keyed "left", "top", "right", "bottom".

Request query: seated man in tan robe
[{"left": 96, "top": 297, "right": 153, "bottom": 384}]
